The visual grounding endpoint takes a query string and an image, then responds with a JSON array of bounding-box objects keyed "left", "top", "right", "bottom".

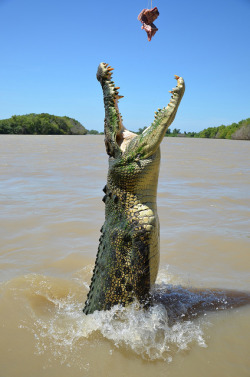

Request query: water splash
[
  {"left": 17, "top": 274, "right": 209, "bottom": 366},
  {"left": 9, "top": 270, "right": 249, "bottom": 369},
  {"left": 29, "top": 300, "right": 207, "bottom": 364},
  {"left": 89, "top": 302, "right": 207, "bottom": 360}
]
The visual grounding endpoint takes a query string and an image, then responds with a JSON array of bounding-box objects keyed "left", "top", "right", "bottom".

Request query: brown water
[{"left": 0, "top": 135, "right": 249, "bottom": 377}]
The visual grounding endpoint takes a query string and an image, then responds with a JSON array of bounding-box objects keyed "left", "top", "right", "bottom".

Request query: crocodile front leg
[{"left": 83, "top": 63, "right": 185, "bottom": 314}]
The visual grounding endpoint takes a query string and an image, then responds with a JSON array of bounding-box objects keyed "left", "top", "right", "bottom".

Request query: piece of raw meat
[{"left": 138, "top": 7, "right": 159, "bottom": 41}]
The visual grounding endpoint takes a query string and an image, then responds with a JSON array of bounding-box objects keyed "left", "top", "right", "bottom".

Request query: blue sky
[{"left": 0, "top": 0, "right": 249, "bottom": 132}]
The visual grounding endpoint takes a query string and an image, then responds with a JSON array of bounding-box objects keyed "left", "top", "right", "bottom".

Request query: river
[{"left": 0, "top": 135, "right": 249, "bottom": 377}]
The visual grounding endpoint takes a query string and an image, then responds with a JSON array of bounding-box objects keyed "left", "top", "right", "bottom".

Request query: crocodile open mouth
[{"left": 96, "top": 62, "right": 185, "bottom": 156}]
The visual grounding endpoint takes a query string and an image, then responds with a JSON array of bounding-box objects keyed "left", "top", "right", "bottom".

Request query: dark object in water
[
  {"left": 152, "top": 284, "right": 250, "bottom": 325},
  {"left": 138, "top": 7, "right": 160, "bottom": 41}
]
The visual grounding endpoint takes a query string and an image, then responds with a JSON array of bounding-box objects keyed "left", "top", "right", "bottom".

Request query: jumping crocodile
[{"left": 83, "top": 63, "right": 185, "bottom": 314}]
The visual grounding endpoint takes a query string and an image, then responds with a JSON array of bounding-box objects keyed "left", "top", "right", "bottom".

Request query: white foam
[
  {"left": 27, "top": 294, "right": 207, "bottom": 366},
  {"left": 17, "top": 272, "right": 211, "bottom": 367},
  {"left": 90, "top": 302, "right": 207, "bottom": 360}
]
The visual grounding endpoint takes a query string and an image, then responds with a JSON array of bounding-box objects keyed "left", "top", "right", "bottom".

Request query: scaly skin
[{"left": 83, "top": 63, "right": 185, "bottom": 314}]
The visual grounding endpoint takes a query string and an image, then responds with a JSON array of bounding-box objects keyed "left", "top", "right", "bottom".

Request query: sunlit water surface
[{"left": 0, "top": 136, "right": 249, "bottom": 377}]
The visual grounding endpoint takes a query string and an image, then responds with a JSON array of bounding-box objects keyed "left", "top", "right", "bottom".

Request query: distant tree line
[
  {"left": 137, "top": 126, "right": 182, "bottom": 137},
  {"left": 138, "top": 118, "right": 250, "bottom": 140},
  {"left": 87, "top": 129, "right": 104, "bottom": 135},
  {"left": 0, "top": 113, "right": 87, "bottom": 135},
  {"left": 1, "top": 114, "right": 249, "bottom": 140},
  {"left": 197, "top": 118, "right": 250, "bottom": 140}
]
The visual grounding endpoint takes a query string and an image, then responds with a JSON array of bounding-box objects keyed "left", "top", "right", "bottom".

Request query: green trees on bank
[
  {"left": 138, "top": 126, "right": 182, "bottom": 137},
  {"left": 0, "top": 114, "right": 249, "bottom": 140},
  {"left": 87, "top": 129, "right": 104, "bottom": 135},
  {"left": 0, "top": 113, "right": 87, "bottom": 135},
  {"left": 138, "top": 119, "right": 250, "bottom": 140},
  {"left": 198, "top": 118, "right": 250, "bottom": 140}
]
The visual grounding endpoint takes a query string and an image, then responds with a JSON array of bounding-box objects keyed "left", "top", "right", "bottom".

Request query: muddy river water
[{"left": 0, "top": 135, "right": 249, "bottom": 377}]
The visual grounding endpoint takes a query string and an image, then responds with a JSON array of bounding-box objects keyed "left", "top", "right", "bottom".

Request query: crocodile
[{"left": 83, "top": 63, "right": 185, "bottom": 315}]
